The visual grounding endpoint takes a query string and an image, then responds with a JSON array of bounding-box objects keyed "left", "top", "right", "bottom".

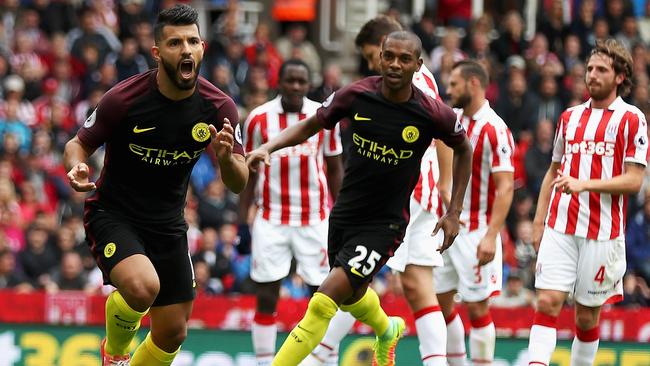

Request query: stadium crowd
[{"left": 0, "top": 0, "right": 649, "bottom": 309}]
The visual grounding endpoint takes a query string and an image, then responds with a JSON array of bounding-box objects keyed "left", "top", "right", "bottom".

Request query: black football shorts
[
  {"left": 84, "top": 208, "right": 195, "bottom": 306},
  {"left": 328, "top": 222, "right": 404, "bottom": 290}
]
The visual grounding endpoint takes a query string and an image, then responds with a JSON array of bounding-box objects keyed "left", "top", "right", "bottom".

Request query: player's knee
[
  {"left": 308, "top": 292, "right": 338, "bottom": 320},
  {"left": 536, "top": 292, "right": 563, "bottom": 316},
  {"left": 465, "top": 300, "right": 489, "bottom": 319},
  {"left": 154, "top": 321, "right": 188, "bottom": 350},
  {"left": 575, "top": 311, "right": 599, "bottom": 330},
  {"left": 120, "top": 277, "right": 160, "bottom": 309}
]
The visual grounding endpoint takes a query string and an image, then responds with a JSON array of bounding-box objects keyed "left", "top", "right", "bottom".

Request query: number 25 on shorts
[{"left": 348, "top": 245, "right": 381, "bottom": 277}]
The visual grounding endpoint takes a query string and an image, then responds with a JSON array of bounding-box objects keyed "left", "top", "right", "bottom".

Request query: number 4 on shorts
[{"left": 594, "top": 265, "right": 605, "bottom": 285}]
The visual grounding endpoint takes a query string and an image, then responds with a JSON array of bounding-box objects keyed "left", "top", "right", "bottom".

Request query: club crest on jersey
[
  {"left": 104, "top": 243, "right": 116, "bottom": 258},
  {"left": 192, "top": 122, "right": 210, "bottom": 142},
  {"left": 402, "top": 126, "right": 419, "bottom": 143}
]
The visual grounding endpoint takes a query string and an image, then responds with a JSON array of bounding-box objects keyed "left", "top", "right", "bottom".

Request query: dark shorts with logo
[
  {"left": 85, "top": 208, "right": 195, "bottom": 306},
  {"left": 328, "top": 222, "right": 404, "bottom": 290}
]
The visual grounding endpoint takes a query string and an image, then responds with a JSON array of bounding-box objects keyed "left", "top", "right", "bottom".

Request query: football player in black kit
[
  {"left": 246, "top": 31, "right": 472, "bottom": 366},
  {"left": 63, "top": 4, "right": 248, "bottom": 366}
]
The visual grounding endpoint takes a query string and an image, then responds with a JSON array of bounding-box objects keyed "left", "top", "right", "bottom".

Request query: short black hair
[
  {"left": 382, "top": 31, "right": 423, "bottom": 58},
  {"left": 452, "top": 59, "right": 489, "bottom": 88},
  {"left": 154, "top": 4, "right": 199, "bottom": 44},
  {"left": 279, "top": 59, "right": 311, "bottom": 81},
  {"left": 355, "top": 15, "right": 403, "bottom": 48}
]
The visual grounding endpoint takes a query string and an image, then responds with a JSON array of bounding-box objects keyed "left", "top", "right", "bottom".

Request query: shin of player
[{"left": 528, "top": 39, "right": 646, "bottom": 366}]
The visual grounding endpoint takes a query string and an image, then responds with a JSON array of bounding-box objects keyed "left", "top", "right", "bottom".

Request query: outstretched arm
[{"left": 247, "top": 115, "right": 323, "bottom": 171}]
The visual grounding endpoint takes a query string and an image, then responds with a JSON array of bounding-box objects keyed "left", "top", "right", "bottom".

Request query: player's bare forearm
[
  {"left": 238, "top": 171, "right": 257, "bottom": 224},
  {"left": 486, "top": 172, "right": 514, "bottom": 238},
  {"left": 325, "top": 155, "right": 343, "bottom": 201},
  {"left": 63, "top": 136, "right": 94, "bottom": 171},
  {"left": 448, "top": 137, "right": 472, "bottom": 215},
  {"left": 263, "top": 115, "right": 323, "bottom": 153},
  {"left": 580, "top": 163, "right": 645, "bottom": 194},
  {"left": 436, "top": 141, "right": 453, "bottom": 208},
  {"left": 219, "top": 153, "right": 249, "bottom": 193},
  {"left": 534, "top": 162, "right": 561, "bottom": 225}
]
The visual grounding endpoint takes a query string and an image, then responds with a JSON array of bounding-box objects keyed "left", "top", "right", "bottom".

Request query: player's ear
[
  {"left": 151, "top": 45, "right": 160, "bottom": 63},
  {"left": 416, "top": 57, "right": 423, "bottom": 72}
]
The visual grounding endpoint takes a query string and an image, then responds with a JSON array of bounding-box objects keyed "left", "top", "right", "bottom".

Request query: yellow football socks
[
  {"left": 131, "top": 332, "right": 180, "bottom": 366},
  {"left": 272, "top": 292, "right": 338, "bottom": 366},
  {"left": 340, "top": 288, "right": 390, "bottom": 337},
  {"left": 105, "top": 290, "right": 148, "bottom": 356}
]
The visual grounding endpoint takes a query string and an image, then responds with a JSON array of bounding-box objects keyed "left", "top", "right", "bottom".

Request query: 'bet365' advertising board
[{"left": 0, "top": 324, "right": 648, "bottom": 366}]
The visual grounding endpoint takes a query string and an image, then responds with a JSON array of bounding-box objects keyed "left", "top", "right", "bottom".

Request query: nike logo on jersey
[
  {"left": 133, "top": 126, "right": 156, "bottom": 133},
  {"left": 350, "top": 266, "right": 365, "bottom": 278},
  {"left": 354, "top": 113, "right": 371, "bottom": 121}
]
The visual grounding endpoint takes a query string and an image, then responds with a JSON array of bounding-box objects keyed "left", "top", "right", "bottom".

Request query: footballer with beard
[{"left": 63, "top": 4, "right": 248, "bottom": 365}]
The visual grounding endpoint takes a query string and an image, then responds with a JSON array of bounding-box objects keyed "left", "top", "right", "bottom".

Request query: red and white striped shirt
[
  {"left": 244, "top": 96, "right": 343, "bottom": 226},
  {"left": 457, "top": 101, "right": 515, "bottom": 232},
  {"left": 411, "top": 64, "right": 444, "bottom": 214},
  {"left": 546, "top": 97, "right": 649, "bottom": 240}
]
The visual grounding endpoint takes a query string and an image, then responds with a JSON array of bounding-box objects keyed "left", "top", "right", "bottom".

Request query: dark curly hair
[
  {"left": 354, "top": 15, "right": 403, "bottom": 48},
  {"left": 587, "top": 38, "right": 634, "bottom": 97},
  {"left": 154, "top": 4, "right": 200, "bottom": 44}
]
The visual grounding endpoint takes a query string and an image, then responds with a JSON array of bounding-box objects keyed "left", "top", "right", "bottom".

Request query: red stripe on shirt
[
  {"left": 260, "top": 115, "right": 271, "bottom": 220},
  {"left": 587, "top": 110, "right": 613, "bottom": 238},
  {"left": 565, "top": 108, "right": 592, "bottom": 234},
  {"left": 279, "top": 114, "right": 290, "bottom": 224},
  {"left": 470, "top": 128, "right": 487, "bottom": 231}
]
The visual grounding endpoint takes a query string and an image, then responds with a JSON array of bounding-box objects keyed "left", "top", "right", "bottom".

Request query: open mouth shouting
[{"left": 179, "top": 59, "right": 195, "bottom": 80}]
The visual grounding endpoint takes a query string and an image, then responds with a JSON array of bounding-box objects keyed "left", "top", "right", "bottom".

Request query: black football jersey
[
  {"left": 316, "top": 76, "right": 465, "bottom": 229},
  {"left": 78, "top": 69, "right": 244, "bottom": 225}
]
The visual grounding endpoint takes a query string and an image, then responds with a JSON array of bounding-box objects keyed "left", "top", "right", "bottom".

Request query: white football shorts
[
  {"left": 535, "top": 227, "right": 625, "bottom": 306},
  {"left": 250, "top": 216, "right": 330, "bottom": 286},
  {"left": 434, "top": 227, "right": 503, "bottom": 302},
  {"left": 387, "top": 198, "right": 444, "bottom": 272}
]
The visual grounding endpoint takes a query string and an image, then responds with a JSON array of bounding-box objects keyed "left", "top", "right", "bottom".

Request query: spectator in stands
[
  {"left": 193, "top": 259, "right": 223, "bottom": 296},
  {"left": 430, "top": 27, "right": 465, "bottom": 73},
  {"left": 616, "top": 15, "right": 642, "bottom": 51},
  {"left": 627, "top": 187, "right": 650, "bottom": 284},
  {"left": 513, "top": 219, "right": 537, "bottom": 289},
  {"left": 536, "top": 76, "right": 563, "bottom": 123},
  {"left": 411, "top": 10, "right": 437, "bottom": 56},
  {"left": 197, "top": 178, "right": 238, "bottom": 230},
  {"left": 561, "top": 34, "right": 583, "bottom": 72},
  {"left": 494, "top": 70, "right": 539, "bottom": 141},
  {"left": 490, "top": 270, "right": 534, "bottom": 308},
  {"left": 211, "top": 63, "right": 241, "bottom": 104},
  {"left": 537, "top": 0, "right": 565, "bottom": 54},
  {"left": 525, "top": 119, "right": 555, "bottom": 198},
  {"left": 245, "top": 22, "right": 283, "bottom": 89},
  {"left": 17, "top": 223, "right": 57, "bottom": 288},
  {"left": 0, "top": 248, "right": 32, "bottom": 292},
  {"left": 0, "top": 98, "right": 31, "bottom": 154},
  {"left": 616, "top": 273, "right": 650, "bottom": 308},
  {"left": 68, "top": 6, "right": 120, "bottom": 66},
  {"left": 276, "top": 22, "right": 322, "bottom": 84},
  {"left": 490, "top": 10, "right": 527, "bottom": 64},
  {"left": 214, "top": 36, "right": 249, "bottom": 90},
  {"left": 308, "top": 62, "right": 342, "bottom": 102},
  {"left": 117, "top": 0, "right": 149, "bottom": 38},
  {"left": 605, "top": 0, "right": 633, "bottom": 35},
  {"left": 105, "top": 36, "right": 149, "bottom": 82},
  {"left": 44, "top": 250, "right": 87, "bottom": 292},
  {"left": 31, "top": 0, "right": 78, "bottom": 36},
  {"left": 0, "top": 177, "right": 24, "bottom": 252},
  {"left": 1, "top": 75, "right": 35, "bottom": 127},
  {"left": 11, "top": 31, "right": 48, "bottom": 100}
]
